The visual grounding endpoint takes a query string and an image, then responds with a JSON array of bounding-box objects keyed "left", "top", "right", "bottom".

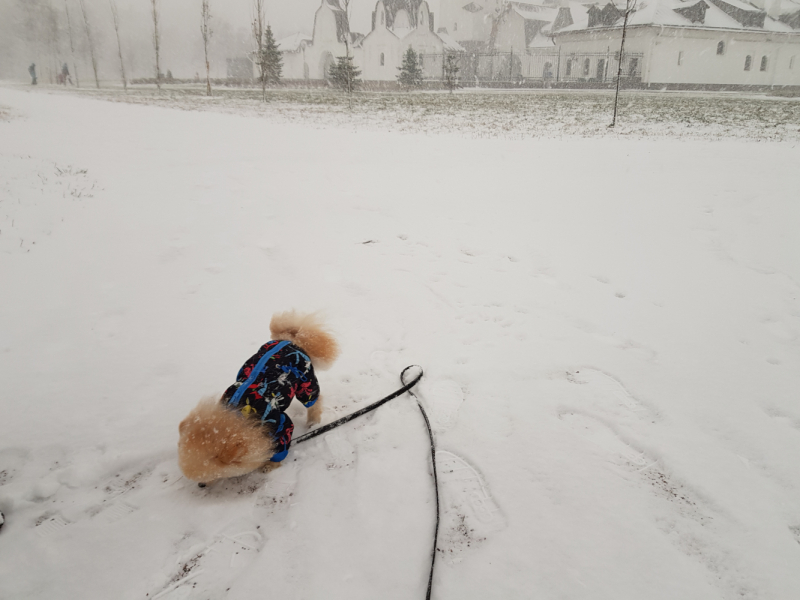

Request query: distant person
[
  {"left": 29, "top": 63, "right": 37, "bottom": 85},
  {"left": 543, "top": 62, "right": 553, "bottom": 89},
  {"left": 61, "top": 63, "right": 72, "bottom": 86}
]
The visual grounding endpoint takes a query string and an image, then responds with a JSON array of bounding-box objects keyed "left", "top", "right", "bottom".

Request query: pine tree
[
  {"left": 397, "top": 47, "right": 423, "bottom": 90},
  {"left": 262, "top": 25, "right": 283, "bottom": 85},
  {"left": 443, "top": 52, "right": 461, "bottom": 93},
  {"left": 329, "top": 55, "right": 361, "bottom": 94}
]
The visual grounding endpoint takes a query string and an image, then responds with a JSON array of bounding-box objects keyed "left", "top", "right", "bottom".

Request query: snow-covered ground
[
  {"left": 1, "top": 85, "right": 800, "bottom": 600},
  {"left": 21, "top": 82, "right": 800, "bottom": 142}
]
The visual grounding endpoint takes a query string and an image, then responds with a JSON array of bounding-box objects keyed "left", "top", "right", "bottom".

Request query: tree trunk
[
  {"left": 109, "top": 0, "right": 127, "bottom": 92},
  {"left": 64, "top": 0, "right": 80, "bottom": 87},
  {"left": 151, "top": 0, "right": 161, "bottom": 90},
  {"left": 78, "top": 0, "right": 100, "bottom": 88},
  {"left": 201, "top": 0, "right": 212, "bottom": 97},
  {"left": 610, "top": 0, "right": 634, "bottom": 128}
]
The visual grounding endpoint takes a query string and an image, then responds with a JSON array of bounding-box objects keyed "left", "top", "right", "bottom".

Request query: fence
[{"left": 419, "top": 50, "right": 644, "bottom": 87}]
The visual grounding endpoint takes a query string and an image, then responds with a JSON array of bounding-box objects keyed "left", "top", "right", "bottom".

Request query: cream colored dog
[{"left": 178, "top": 311, "right": 338, "bottom": 484}]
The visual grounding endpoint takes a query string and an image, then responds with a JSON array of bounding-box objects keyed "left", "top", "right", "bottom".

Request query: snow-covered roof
[
  {"left": 511, "top": 1, "right": 559, "bottom": 21},
  {"left": 437, "top": 30, "right": 467, "bottom": 51},
  {"left": 528, "top": 32, "right": 558, "bottom": 46},
  {"left": 553, "top": 0, "right": 799, "bottom": 32},
  {"left": 277, "top": 33, "right": 312, "bottom": 53},
  {"left": 462, "top": 2, "right": 485, "bottom": 12}
]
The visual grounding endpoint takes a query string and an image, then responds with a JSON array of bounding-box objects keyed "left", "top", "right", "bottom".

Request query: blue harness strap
[{"left": 227, "top": 340, "right": 290, "bottom": 407}]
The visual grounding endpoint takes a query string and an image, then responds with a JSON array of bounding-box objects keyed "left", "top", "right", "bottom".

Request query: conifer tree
[
  {"left": 443, "top": 52, "right": 461, "bottom": 93},
  {"left": 262, "top": 25, "right": 282, "bottom": 85},
  {"left": 397, "top": 46, "right": 423, "bottom": 90},
  {"left": 329, "top": 55, "right": 361, "bottom": 94}
]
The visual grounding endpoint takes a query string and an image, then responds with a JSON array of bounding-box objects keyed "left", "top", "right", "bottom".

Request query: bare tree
[
  {"left": 109, "top": 0, "right": 127, "bottom": 91},
  {"left": 150, "top": 0, "right": 161, "bottom": 89},
  {"left": 610, "top": 0, "right": 636, "bottom": 128},
  {"left": 252, "top": 0, "right": 266, "bottom": 101},
  {"left": 78, "top": 0, "right": 100, "bottom": 88},
  {"left": 200, "top": 0, "right": 212, "bottom": 96},
  {"left": 340, "top": 0, "right": 355, "bottom": 108},
  {"left": 64, "top": 0, "right": 80, "bottom": 87}
]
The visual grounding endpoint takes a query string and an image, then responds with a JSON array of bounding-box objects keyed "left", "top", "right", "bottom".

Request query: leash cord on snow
[
  {"left": 295, "top": 365, "right": 440, "bottom": 600},
  {"left": 401, "top": 366, "right": 440, "bottom": 600},
  {"left": 294, "top": 366, "right": 424, "bottom": 445}
]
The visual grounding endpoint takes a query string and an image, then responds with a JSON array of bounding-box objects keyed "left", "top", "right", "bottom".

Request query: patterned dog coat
[{"left": 221, "top": 340, "right": 319, "bottom": 462}]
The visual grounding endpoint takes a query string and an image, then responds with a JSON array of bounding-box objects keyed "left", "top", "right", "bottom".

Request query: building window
[
  {"left": 583, "top": 58, "right": 590, "bottom": 76},
  {"left": 597, "top": 58, "right": 605, "bottom": 80},
  {"left": 566, "top": 59, "right": 572, "bottom": 76},
  {"left": 678, "top": 51, "right": 683, "bottom": 66},
  {"left": 717, "top": 41, "right": 725, "bottom": 55},
  {"left": 629, "top": 57, "right": 639, "bottom": 77},
  {"left": 380, "top": 53, "right": 385, "bottom": 66},
  {"left": 744, "top": 55, "right": 752, "bottom": 71},
  {"left": 760, "top": 56, "right": 768, "bottom": 71}
]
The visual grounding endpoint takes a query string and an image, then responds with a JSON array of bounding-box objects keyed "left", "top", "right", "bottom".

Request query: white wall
[{"left": 556, "top": 27, "right": 800, "bottom": 86}]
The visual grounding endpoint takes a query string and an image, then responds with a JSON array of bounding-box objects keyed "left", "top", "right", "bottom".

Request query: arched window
[
  {"left": 717, "top": 41, "right": 725, "bottom": 55},
  {"left": 380, "top": 53, "right": 385, "bottom": 66},
  {"left": 744, "top": 55, "right": 752, "bottom": 71},
  {"left": 760, "top": 56, "right": 768, "bottom": 71},
  {"left": 583, "top": 58, "right": 590, "bottom": 76}
]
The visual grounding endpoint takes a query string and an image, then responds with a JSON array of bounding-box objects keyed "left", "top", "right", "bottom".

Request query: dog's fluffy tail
[{"left": 270, "top": 310, "right": 339, "bottom": 370}]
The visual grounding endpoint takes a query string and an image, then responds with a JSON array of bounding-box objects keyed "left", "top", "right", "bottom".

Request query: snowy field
[
  {"left": 19, "top": 82, "right": 800, "bottom": 142},
  {"left": 1, "top": 85, "right": 800, "bottom": 600}
]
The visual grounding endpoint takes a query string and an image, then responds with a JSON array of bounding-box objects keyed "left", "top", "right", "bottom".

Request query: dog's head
[{"left": 178, "top": 397, "right": 274, "bottom": 484}]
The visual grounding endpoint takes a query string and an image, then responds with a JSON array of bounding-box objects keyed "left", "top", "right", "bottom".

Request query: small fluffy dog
[{"left": 178, "top": 311, "right": 338, "bottom": 484}]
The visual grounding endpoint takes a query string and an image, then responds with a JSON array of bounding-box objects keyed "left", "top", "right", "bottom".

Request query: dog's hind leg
[{"left": 307, "top": 395, "right": 324, "bottom": 427}]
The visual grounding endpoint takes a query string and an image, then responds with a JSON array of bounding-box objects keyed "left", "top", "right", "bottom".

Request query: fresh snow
[{"left": 1, "top": 86, "right": 800, "bottom": 600}]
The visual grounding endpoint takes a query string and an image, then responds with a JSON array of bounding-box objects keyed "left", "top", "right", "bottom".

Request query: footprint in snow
[
  {"left": 32, "top": 458, "right": 181, "bottom": 537},
  {"left": 435, "top": 450, "right": 506, "bottom": 564},
  {"left": 153, "top": 517, "right": 265, "bottom": 600},
  {"left": 418, "top": 379, "right": 465, "bottom": 433},
  {"left": 325, "top": 431, "right": 356, "bottom": 470},
  {"left": 566, "top": 367, "right": 656, "bottom": 422}
]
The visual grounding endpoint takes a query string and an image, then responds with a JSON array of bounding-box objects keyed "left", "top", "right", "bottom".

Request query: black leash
[
  {"left": 296, "top": 365, "right": 440, "bottom": 600},
  {"left": 294, "top": 365, "right": 424, "bottom": 444},
  {"left": 401, "top": 366, "right": 440, "bottom": 600}
]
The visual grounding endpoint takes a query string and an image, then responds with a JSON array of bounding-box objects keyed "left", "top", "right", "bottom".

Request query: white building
[
  {"left": 280, "top": 0, "right": 463, "bottom": 83},
  {"left": 360, "top": 1, "right": 464, "bottom": 81},
  {"left": 437, "top": 0, "right": 503, "bottom": 49},
  {"left": 551, "top": 0, "right": 800, "bottom": 87},
  {"left": 279, "top": 0, "right": 800, "bottom": 87},
  {"left": 487, "top": 0, "right": 800, "bottom": 86}
]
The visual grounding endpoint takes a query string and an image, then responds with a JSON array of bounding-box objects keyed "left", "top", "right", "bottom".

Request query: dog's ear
[{"left": 217, "top": 440, "right": 246, "bottom": 465}]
